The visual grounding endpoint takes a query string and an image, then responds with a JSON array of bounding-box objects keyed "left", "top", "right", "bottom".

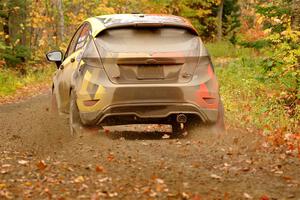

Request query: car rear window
[{"left": 95, "top": 27, "right": 199, "bottom": 54}]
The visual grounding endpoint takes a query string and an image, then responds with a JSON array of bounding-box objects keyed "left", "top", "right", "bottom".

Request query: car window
[
  {"left": 65, "top": 25, "right": 84, "bottom": 58},
  {"left": 64, "top": 23, "right": 91, "bottom": 58},
  {"left": 75, "top": 24, "right": 90, "bottom": 51}
]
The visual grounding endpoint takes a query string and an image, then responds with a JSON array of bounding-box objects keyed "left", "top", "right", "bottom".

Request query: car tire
[
  {"left": 69, "top": 90, "right": 81, "bottom": 136},
  {"left": 51, "top": 93, "right": 58, "bottom": 114},
  {"left": 187, "top": 116, "right": 202, "bottom": 133},
  {"left": 172, "top": 122, "right": 186, "bottom": 138},
  {"left": 212, "top": 100, "right": 225, "bottom": 134}
]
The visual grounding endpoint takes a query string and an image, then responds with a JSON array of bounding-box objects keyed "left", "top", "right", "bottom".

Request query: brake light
[
  {"left": 83, "top": 100, "right": 99, "bottom": 106},
  {"left": 203, "top": 97, "right": 217, "bottom": 104}
]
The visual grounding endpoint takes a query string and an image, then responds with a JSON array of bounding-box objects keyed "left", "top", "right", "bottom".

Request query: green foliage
[
  {"left": 2, "top": 45, "right": 30, "bottom": 66},
  {"left": 238, "top": 39, "right": 270, "bottom": 50},
  {"left": 236, "top": 0, "right": 299, "bottom": 129},
  {"left": 255, "top": 0, "right": 291, "bottom": 33},
  {"left": 259, "top": 29, "right": 300, "bottom": 113},
  {"left": 206, "top": 41, "right": 254, "bottom": 58},
  {"left": 0, "top": 0, "right": 29, "bottom": 67},
  {"left": 146, "top": 0, "right": 221, "bottom": 39},
  {"left": 104, "top": 0, "right": 240, "bottom": 40},
  {"left": 223, "top": 0, "right": 240, "bottom": 35},
  {"left": 215, "top": 52, "right": 299, "bottom": 134},
  {"left": 0, "top": 65, "right": 54, "bottom": 97}
]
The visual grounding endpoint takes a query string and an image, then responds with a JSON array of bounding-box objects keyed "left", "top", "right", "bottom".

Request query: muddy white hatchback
[{"left": 46, "top": 14, "right": 224, "bottom": 135}]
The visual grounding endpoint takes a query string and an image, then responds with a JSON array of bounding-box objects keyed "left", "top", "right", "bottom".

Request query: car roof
[{"left": 85, "top": 14, "right": 198, "bottom": 37}]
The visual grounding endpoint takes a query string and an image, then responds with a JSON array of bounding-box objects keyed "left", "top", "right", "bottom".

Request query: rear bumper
[
  {"left": 80, "top": 102, "right": 218, "bottom": 126},
  {"left": 76, "top": 68, "right": 220, "bottom": 126}
]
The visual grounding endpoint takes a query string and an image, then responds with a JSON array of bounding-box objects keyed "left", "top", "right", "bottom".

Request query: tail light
[{"left": 83, "top": 100, "right": 99, "bottom": 106}]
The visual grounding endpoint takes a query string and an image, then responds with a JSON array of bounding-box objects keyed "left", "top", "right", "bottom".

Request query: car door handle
[{"left": 71, "top": 58, "right": 75, "bottom": 63}]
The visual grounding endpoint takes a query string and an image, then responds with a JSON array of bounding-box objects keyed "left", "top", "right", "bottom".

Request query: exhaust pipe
[{"left": 176, "top": 114, "right": 187, "bottom": 123}]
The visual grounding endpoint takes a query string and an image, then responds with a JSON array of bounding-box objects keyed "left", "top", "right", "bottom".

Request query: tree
[
  {"left": 57, "top": 0, "right": 64, "bottom": 42},
  {"left": 217, "top": 0, "right": 224, "bottom": 41},
  {"left": 1, "top": 0, "right": 242, "bottom": 67},
  {"left": 292, "top": 0, "right": 300, "bottom": 31},
  {"left": 0, "top": 0, "right": 30, "bottom": 66}
]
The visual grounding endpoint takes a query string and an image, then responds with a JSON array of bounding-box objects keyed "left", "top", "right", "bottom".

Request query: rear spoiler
[{"left": 95, "top": 22, "right": 199, "bottom": 37}]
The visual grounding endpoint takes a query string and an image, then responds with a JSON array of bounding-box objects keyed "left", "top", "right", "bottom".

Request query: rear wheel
[
  {"left": 212, "top": 100, "right": 225, "bottom": 134},
  {"left": 172, "top": 122, "right": 186, "bottom": 138},
  {"left": 69, "top": 90, "right": 81, "bottom": 136}
]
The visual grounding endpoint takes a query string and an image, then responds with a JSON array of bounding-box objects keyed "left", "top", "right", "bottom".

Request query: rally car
[{"left": 46, "top": 14, "right": 224, "bottom": 135}]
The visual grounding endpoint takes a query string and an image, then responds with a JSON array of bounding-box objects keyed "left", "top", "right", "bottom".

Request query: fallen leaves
[
  {"left": 36, "top": 160, "right": 47, "bottom": 170},
  {"left": 265, "top": 131, "right": 300, "bottom": 159},
  {"left": 0, "top": 126, "right": 299, "bottom": 200},
  {"left": 181, "top": 192, "right": 190, "bottom": 199},
  {"left": 210, "top": 174, "right": 222, "bottom": 180},
  {"left": 98, "top": 177, "right": 112, "bottom": 183},
  {"left": 0, "top": 183, "right": 7, "bottom": 190},
  {"left": 1, "top": 164, "right": 12, "bottom": 174},
  {"left": 260, "top": 195, "right": 270, "bottom": 200},
  {"left": 0, "top": 83, "right": 50, "bottom": 105},
  {"left": 162, "top": 134, "right": 170, "bottom": 139},
  {"left": 92, "top": 191, "right": 118, "bottom": 198},
  {"left": 95, "top": 165, "right": 105, "bottom": 173},
  {"left": 18, "top": 160, "right": 29, "bottom": 165},
  {"left": 78, "top": 183, "right": 88, "bottom": 192},
  {"left": 107, "top": 153, "right": 115, "bottom": 162},
  {"left": 243, "top": 192, "right": 253, "bottom": 199},
  {"left": 74, "top": 176, "right": 85, "bottom": 183},
  {"left": 0, "top": 189, "right": 13, "bottom": 199},
  {"left": 241, "top": 167, "right": 250, "bottom": 172}
]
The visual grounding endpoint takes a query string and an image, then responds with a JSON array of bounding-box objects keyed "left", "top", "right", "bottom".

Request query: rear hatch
[{"left": 95, "top": 27, "right": 200, "bottom": 84}]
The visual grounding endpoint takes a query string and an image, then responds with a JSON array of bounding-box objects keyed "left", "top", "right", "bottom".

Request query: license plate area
[{"left": 137, "top": 65, "right": 164, "bottom": 79}]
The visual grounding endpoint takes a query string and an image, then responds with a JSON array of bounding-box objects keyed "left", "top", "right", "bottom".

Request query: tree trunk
[
  {"left": 2, "top": 15, "right": 10, "bottom": 45},
  {"left": 21, "top": 0, "right": 27, "bottom": 47},
  {"left": 217, "top": 0, "right": 224, "bottom": 41},
  {"left": 0, "top": 2, "right": 10, "bottom": 45},
  {"left": 57, "top": 0, "right": 64, "bottom": 42},
  {"left": 292, "top": 0, "right": 300, "bottom": 31}
]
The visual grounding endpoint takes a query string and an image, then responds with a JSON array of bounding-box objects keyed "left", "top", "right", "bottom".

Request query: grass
[
  {"left": 206, "top": 41, "right": 255, "bottom": 58},
  {"left": 210, "top": 41, "right": 299, "bottom": 135},
  {"left": 0, "top": 64, "right": 54, "bottom": 97}
]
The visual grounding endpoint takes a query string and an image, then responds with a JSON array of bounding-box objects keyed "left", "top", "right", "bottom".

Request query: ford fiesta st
[{"left": 46, "top": 14, "right": 225, "bottom": 136}]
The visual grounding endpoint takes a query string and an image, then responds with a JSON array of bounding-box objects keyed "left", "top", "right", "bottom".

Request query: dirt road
[{"left": 0, "top": 91, "right": 299, "bottom": 199}]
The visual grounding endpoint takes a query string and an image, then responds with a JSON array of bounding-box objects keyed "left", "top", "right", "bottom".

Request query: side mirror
[{"left": 46, "top": 50, "right": 63, "bottom": 68}]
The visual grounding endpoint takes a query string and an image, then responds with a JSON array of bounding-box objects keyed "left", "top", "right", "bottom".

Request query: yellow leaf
[
  {"left": 257, "top": 16, "right": 265, "bottom": 25},
  {"left": 0, "top": 183, "right": 7, "bottom": 189}
]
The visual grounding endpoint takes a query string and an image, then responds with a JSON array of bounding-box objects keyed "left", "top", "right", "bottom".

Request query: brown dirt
[{"left": 0, "top": 91, "right": 299, "bottom": 199}]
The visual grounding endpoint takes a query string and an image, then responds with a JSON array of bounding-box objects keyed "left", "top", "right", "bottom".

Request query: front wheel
[
  {"left": 51, "top": 93, "right": 58, "bottom": 114},
  {"left": 69, "top": 90, "right": 81, "bottom": 136}
]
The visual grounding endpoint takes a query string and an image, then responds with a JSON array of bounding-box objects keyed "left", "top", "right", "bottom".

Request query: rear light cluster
[
  {"left": 194, "top": 57, "right": 219, "bottom": 109},
  {"left": 83, "top": 100, "right": 99, "bottom": 107},
  {"left": 203, "top": 97, "right": 217, "bottom": 105}
]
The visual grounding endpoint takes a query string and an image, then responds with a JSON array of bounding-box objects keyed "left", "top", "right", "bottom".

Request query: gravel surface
[{"left": 0, "top": 92, "right": 299, "bottom": 199}]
